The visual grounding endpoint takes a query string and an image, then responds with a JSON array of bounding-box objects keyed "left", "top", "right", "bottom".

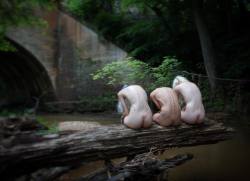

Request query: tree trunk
[
  {"left": 192, "top": 0, "right": 217, "bottom": 91},
  {"left": 237, "top": 0, "right": 248, "bottom": 19},
  {"left": 0, "top": 118, "right": 233, "bottom": 179},
  {"left": 225, "top": 0, "right": 233, "bottom": 34}
]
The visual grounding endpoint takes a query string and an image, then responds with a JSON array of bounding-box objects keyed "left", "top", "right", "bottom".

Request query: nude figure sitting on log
[
  {"left": 117, "top": 85, "right": 153, "bottom": 129},
  {"left": 150, "top": 87, "right": 181, "bottom": 127},
  {"left": 172, "top": 75, "right": 205, "bottom": 124}
]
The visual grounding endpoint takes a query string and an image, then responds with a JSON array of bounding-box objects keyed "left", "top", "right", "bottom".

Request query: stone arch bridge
[{"left": 1, "top": 10, "right": 127, "bottom": 109}]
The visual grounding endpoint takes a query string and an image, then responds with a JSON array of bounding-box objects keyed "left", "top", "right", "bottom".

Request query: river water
[{"left": 40, "top": 113, "right": 250, "bottom": 181}]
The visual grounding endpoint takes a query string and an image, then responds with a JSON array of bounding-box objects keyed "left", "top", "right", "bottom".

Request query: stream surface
[{"left": 40, "top": 113, "right": 250, "bottom": 181}]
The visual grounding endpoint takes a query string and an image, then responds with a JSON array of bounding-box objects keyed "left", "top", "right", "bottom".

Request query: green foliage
[
  {"left": 43, "top": 94, "right": 117, "bottom": 112},
  {"left": 1, "top": 0, "right": 249, "bottom": 113},
  {"left": 36, "top": 116, "right": 59, "bottom": 134},
  {"left": 152, "top": 57, "right": 182, "bottom": 88},
  {"left": 0, "top": 109, "right": 18, "bottom": 117},
  {"left": 0, "top": 109, "right": 59, "bottom": 134},
  {"left": 64, "top": 0, "right": 85, "bottom": 17},
  {"left": 0, "top": 0, "right": 52, "bottom": 51},
  {"left": 120, "top": 0, "right": 152, "bottom": 13},
  {"left": 0, "top": 39, "right": 16, "bottom": 51},
  {"left": 64, "top": 0, "right": 192, "bottom": 65},
  {"left": 92, "top": 57, "right": 152, "bottom": 88},
  {"left": 201, "top": 82, "right": 226, "bottom": 112},
  {"left": 0, "top": 108, "right": 34, "bottom": 117},
  {"left": 65, "top": 0, "right": 115, "bottom": 20},
  {"left": 92, "top": 56, "right": 181, "bottom": 91},
  {"left": 76, "top": 5, "right": 189, "bottom": 74},
  {"left": 77, "top": 93, "right": 117, "bottom": 112}
]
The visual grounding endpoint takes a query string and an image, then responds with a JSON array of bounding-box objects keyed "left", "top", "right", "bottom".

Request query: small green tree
[
  {"left": 92, "top": 57, "right": 152, "bottom": 88},
  {"left": 92, "top": 56, "right": 182, "bottom": 91},
  {"left": 152, "top": 56, "right": 182, "bottom": 88}
]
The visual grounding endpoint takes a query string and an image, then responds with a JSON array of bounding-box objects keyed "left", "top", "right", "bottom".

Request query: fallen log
[{"left": 0, "top": 118, "right": 234, "bottom": 179}]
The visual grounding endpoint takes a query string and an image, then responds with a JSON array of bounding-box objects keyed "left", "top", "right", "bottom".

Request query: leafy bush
[
  {"left": 36, "top": 116, "right": 59, "bottom": 134},
  {"left": 0, "top": 0, "right": 52, "bottom": 51},
  {"left": 151, "top": 56, "right": 182, "bottom": 89},
  {"left": 77, "top": 93, "right": 117, "bottom": 112},
  {"left": 0, "top": 108, "right": 36, "bottom": 117},
  {"left": 92, "top": 57, "right": 152, "bottom": 87},
  {"left": 92, "top": 56, "right": 182, "bottom": 92}
]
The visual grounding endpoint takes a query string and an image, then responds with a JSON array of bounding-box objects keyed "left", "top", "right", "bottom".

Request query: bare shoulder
[
  {"left": 118, "top": 87, "right": 129, "bottom": 96},
  {"left": 154, "top": 87, "right": 171, "bottom": 92},
  {"left": 176, "top": 82, "right": 196, "bottom": 89},
  {"left": 173, "top": 84, "right": 182, "bottom": 91},
  {"left": 150, "top": 89, "right": 156, "bottom": 96},
  {"left": 150, "top": 87, "right": 164, "bottom": 96},
  {"left": 118, "top": 85, "right": 141, "bottom": 95},
  {"left": 162, "top": 87, "right": 173, "bottom": 92}
]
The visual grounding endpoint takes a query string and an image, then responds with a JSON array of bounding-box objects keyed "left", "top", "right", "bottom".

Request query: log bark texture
[{"left": 0, "top": 118, "right": 234, "bottom": 178}]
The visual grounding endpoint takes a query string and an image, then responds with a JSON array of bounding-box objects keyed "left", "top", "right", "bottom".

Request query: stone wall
[
  {"left": 5, "top": 10, "right": 127, "bottom": 109},
  {"left": 56, "top": 12, "right": 127, "bottom": 100}
]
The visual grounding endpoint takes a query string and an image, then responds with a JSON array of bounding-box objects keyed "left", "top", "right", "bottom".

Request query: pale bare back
[
  {"left": 150, "top": 87, "right": 181, "bottom": 126},
  {"left": 117, "top": 85, "right": 152, "bottom": 129},
  {"left": 173, "top": 76, "right": 205, "bottom": 124}
]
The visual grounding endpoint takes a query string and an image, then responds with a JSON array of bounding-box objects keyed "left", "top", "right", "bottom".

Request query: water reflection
[
  {"left": 60, "top": 161, "right": 104, "bottom": 180},
  {"left": 168, "top": 132, "right": 250, "bottom": 181},
  {"left": 41, "top": 113, "right": 250, "bottom": 181},
  {"left": 39, "top": 113, "right": 120, "bottom": 126}
]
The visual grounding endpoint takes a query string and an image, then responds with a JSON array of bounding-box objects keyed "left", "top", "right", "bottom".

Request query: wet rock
[{"left": 58, "top": 121, "right": 100, "bottom": 132}]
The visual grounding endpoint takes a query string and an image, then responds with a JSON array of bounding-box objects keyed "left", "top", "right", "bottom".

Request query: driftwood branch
[
  {"left": 78, "top": 153, "right": 193, "bottom": 181},
  {"left": 0, "top": 118, "right": 234, "bottom": 178}
]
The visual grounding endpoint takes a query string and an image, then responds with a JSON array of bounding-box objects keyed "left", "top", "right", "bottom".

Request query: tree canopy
[
  {"left": 64, "top": 0, "right": 250, "bottom": 80},
  {"left": 0, "top": 0, "right": 52, "bottom": 51},
  {"left": 1, "top": 0, "right": 250, "bottom": 112},
  {"left": 64, "top": 0, "right": 250, "bottom": 112}
]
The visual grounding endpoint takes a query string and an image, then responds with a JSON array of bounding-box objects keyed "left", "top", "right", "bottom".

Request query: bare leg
[
  {"left": 142, "top": 115, "right": 152, "bottom": 128},
  {"left": 153, "top": 113, "right": 161, "bottom": 123},
  {"left": 181, "top": 111, "right": 195, "bottom": 124},
  {"left": 196, "top": 114, "right": 204, "bottom": 124}
]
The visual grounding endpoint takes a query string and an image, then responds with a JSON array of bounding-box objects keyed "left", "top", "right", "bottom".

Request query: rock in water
[{"left": 58, "top": 121, "right": 100, "bottom": 132}]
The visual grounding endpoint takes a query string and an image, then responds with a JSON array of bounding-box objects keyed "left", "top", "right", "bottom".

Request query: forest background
[{"left": 1, "top": 0, "right": 250, "bottom": 114}]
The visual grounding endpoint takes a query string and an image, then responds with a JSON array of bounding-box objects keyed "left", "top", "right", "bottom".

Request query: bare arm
[
  {"left": 150, "top": 92, "right": 161, "bottom": 109},
  {"left": 118, "top": 93, "right": 129, "bottom": 116},
  {"left": 173, "top": 85, "right": 181, "bottom": 98}
]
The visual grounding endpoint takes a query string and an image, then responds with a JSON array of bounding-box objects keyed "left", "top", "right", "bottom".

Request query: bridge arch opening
[{"left": 0, "top": 39, "right": 55, "bottom": 110}]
